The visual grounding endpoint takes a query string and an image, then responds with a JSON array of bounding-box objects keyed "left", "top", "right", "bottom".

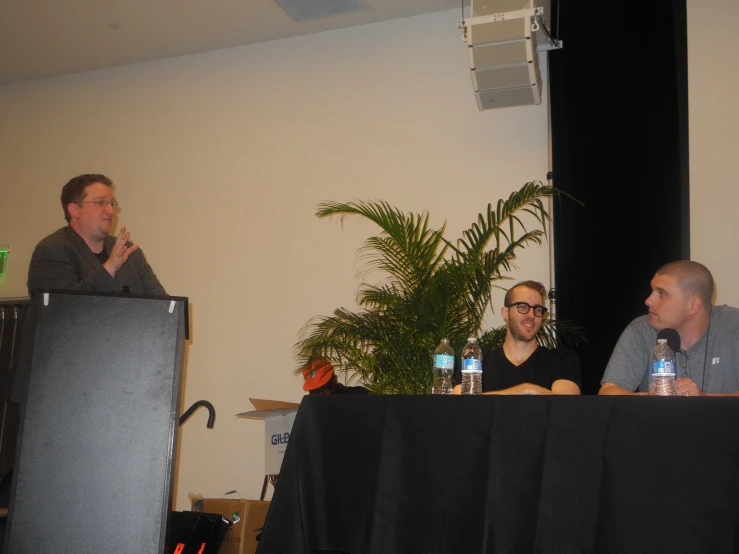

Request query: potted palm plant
[{"left": 293, "top": 180, "right": 585, "bottom": 395}]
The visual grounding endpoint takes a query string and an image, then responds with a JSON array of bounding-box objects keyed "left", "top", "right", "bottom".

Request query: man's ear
[
  {"left": 501, "top": 306, "right": 509, "bottom": 322},
  {"left": 66, "top": 202, "right": 80, "bottom": 220},
  {"left": 689, "top": 296, "right": 702, "bottom": 315}
]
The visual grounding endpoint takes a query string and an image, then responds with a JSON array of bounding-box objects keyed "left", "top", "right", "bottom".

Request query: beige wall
[
  {"left": 687, "top": 0, "right": 739, "bottom": 306},
  {"left": 0, "top": 0, "right": 734, "bottom": 516},
  {"left": 0, "top": 10, "right": 552, "bottom": 509}
]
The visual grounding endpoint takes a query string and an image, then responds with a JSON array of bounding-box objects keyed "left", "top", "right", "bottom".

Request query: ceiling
[{"left": 0, "top": 0, "right": 461, "bottom": 86}]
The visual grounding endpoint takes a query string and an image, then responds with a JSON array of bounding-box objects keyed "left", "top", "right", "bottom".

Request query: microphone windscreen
[{"left": 657, "top": 328, "right": 681, "bottom": 353}]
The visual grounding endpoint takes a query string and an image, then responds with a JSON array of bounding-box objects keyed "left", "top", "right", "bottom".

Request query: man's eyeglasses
[
  {"left": 78, "top": 200, "right": 119, "bottom": 209},
  {"left": 506, "top": 302, "right": 548, "bottom": 318}
]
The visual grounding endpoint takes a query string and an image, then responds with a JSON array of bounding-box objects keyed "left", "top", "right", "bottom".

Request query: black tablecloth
[{"left": 256, "top": 395, "right": 739, "bottom": 554}]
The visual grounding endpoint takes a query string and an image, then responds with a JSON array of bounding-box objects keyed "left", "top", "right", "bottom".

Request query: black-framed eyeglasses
[
  {"left": 77, "top": 200, "right": 119, "bottom": 209},
  {"left": 506, "top": 302, "right": 548, "bottom": 317}
]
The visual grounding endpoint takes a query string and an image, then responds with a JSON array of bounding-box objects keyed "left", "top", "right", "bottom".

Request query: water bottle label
[
  {"left": 652, "top": 360, "right": 675, "bottom": 376},
  {"left": 434, "top": 354, "right": 454, "bottom": 369},
  {"left": 462, "top": 358, "right": 481, "bottom": 372}
]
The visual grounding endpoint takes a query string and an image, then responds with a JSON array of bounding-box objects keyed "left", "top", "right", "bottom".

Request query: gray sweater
[{"left": 27, "top": 226, "right": 166, "bottom": 296}]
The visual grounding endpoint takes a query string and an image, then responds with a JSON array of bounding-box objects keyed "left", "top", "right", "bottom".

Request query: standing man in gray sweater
[
  {"left": 600, "top": 260, "right": 739, "bottom": 396},
  {"left": 2, "top": 175, "right": 167, "bottom": 508},
  {"left": 27, "top": 173, "right": 165, "bottom": 296}
]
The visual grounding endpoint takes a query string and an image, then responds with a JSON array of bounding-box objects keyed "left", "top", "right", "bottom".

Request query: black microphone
[{"left": 657, "top": 328, "right": 680, "bottom": 353}]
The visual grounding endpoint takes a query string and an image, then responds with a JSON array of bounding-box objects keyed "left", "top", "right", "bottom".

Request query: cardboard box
[
  {"left": 200, "top": 498, "right": 270, "bottom": 554},
  {"left": 237, "top": 398, "right": 300, "bottom": 476}
]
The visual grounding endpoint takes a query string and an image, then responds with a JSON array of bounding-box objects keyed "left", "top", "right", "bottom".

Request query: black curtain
[{"left": 550, "top": 1, "right": 690, "bottom": 394}]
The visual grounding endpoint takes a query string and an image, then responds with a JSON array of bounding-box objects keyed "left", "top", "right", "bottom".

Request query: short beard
[{"left": 509, "top": 319, "right": 539, "bottom": 342}]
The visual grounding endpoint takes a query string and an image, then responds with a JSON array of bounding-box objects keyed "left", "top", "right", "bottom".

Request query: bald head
[{"left": 655, "top": 260, "right": 714, "bottom": 311}]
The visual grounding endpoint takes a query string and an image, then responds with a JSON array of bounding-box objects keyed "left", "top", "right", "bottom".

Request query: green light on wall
[{"left": 0, "top": 246, "right": 8, "bottom": 276}]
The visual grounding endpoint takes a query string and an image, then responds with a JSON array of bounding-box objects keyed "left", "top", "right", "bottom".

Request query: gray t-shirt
[{"left": 601, "top": 305, "right": 739, "bottom": 393}]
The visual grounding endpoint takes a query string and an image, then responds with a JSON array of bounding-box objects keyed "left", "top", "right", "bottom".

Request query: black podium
[{"left": 4, "top": 290, "right": 188, "bottom": 554}]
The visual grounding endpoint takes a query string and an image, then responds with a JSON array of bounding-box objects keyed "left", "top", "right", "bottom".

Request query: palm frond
[{"left": 295, "top": 182, "right": 584, "bottom": 394}]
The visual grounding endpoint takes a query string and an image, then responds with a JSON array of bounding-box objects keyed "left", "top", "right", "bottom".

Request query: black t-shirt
[
  {"left": 94, "top": 250, "right": 109, "bottom": 265},
  {"left": 455, "top": 346, "right": 581, "bottom": 392}
]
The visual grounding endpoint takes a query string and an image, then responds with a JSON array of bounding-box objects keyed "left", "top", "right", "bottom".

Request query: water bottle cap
[
  {"left": 467, "top": 337, "right": 477, "bottom": 342},
  {"left": 657, "top": 338, "right": 667, "bottom": 344}
]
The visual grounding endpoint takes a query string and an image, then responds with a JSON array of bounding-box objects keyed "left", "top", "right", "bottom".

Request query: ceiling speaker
[{"left": 459, "top": 0, "right": 560, "bottom": 111}]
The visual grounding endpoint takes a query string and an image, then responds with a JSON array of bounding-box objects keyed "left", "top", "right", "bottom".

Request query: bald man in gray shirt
[{"left": 600, "top": 260, "right": 739, "bottom": 397}]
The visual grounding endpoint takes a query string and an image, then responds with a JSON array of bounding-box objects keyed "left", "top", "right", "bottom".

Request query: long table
[{"left": 256, "top": 395, "right": 739, "bottom": 554}]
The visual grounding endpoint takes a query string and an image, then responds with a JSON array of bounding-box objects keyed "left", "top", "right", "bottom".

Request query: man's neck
[
  {"left": 679, "top": 309, "right": 712, "bottom": 351},
  {"left": 69, "top": 223, "right": 105, "bottom": 254},
  {"left": 502, "top": 336, "right": 538, "bottom": 367}
]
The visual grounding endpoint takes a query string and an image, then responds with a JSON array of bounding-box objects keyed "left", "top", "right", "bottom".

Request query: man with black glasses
[
  {"left": 27, "top": 173, "right": 166, "bottom": 296},
  {"left": 453, "top": 280, "right": 581, "bottom": 395}
]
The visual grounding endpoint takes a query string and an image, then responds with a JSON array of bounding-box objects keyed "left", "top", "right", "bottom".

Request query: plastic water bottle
[
  {"left": 651, "top": 338, "right": 677, "bottom": 396},
  {"left": 460, "top": 337, "right": 483, "bottom": 395},
  {"left": 432, "top": 338, "right": 455, "bottom": 395}
]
